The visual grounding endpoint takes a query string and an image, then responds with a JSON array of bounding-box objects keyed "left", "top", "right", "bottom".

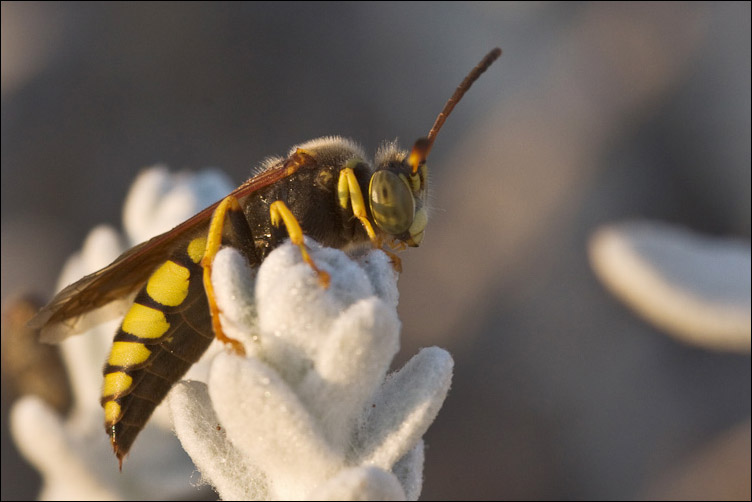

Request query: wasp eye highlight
[{"left": 368, "top": 170, "right": 415, "bottom": 235}]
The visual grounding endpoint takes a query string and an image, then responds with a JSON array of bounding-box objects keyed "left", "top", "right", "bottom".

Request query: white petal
[
  {"left": 212, "top": 247, "right": 260, "bottom": 355},
  {"left": 122, "top": 166, "right": 172, "bottom": 243},
  {"left": 39, "top": 225, "right": 127, "bottom": 343},
  {"left": 357, "top": 347, "right": 453, "bottom": 470},
  {"left": 13, "top": 395, "right": 198, "bottom": 500},
  {"left": 299, "top": 297, "right": 400, "bottom": 453},
  {"left": 152, "top": 169, "right": 234, "bottom": 236},
  {"left": 392, "top": 441, "right": 425, "bottom": 501},
  {"left": 254, "top": 241, "right": 377, "bottom": 383},
  {"left": 46, "top": 225, "right": 127, "bottom": 413},
  {"left": 177, "top": 238, "right": 439, "bottom": 500},
  {"left": 308, "top": 466, "right": 406, "bottom": 501},
  {"left": 17, "top": 167, "right": 236, "bottom": 500},
  {"left": 355, "top": 249, "right": 400, "bottom": 309},
  {"left": 75, "top": 225, "right": 127, "bottom": 279},
  {"left": 123, "top": 166, "right": 233, "bottom": 244},
  {"left": 208, "top": 352, "right": 343, "bottom": 499},
  {"left": 169, "top": 380, "right": 268, "bottom": 500},
  {"left": 11, "top": 396, "right": 118, "bottom": 500},
  {"left": 589, "top": 221, "right": 751, "bottom": 352}
]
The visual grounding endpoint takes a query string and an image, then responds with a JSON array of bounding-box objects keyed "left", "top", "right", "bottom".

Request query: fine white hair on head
[{"left": 374, "top": 139, "right": 407, "bottom": 167}]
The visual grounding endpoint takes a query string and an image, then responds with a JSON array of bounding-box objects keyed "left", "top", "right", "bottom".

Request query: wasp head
[{"left": 369, "top": 138, "right": 429, "bottom": 247}]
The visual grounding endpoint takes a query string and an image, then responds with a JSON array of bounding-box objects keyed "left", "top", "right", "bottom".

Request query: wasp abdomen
[{"left": 101, "top": 237, "right": 214, "bottom": 461}]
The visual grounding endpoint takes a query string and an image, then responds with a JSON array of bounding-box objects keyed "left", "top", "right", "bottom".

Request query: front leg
[
  {"left": 269, "top": 200, "right": 331, "bottom": 288},
  {"left": 337, "top": 166, "right": 404, "bottom": 271},
  {"left": 337, "top": 164, "right": 380, "bottom": 247},
  {"left": 201, "top": 195, "right": 249, "bottom": 355}
]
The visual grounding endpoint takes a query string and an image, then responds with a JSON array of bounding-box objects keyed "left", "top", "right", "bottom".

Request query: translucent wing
[{"left": 30, "top": 152, "right": 313, "bottom": 341}]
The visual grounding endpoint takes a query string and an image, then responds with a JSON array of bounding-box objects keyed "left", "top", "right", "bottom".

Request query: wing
[{"left": 29, "top": 151, "right": 315, "bottom": 340}]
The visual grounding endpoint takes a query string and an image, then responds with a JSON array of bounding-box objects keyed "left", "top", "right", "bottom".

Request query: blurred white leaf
[{"left": 589, "top": 221, "right": 751, "bottom": 352}]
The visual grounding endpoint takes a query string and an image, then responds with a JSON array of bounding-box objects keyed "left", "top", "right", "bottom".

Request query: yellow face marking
[
  {"left": 108, "top": 341, "right": 152, "bottom": 367},
  {"left": 122, "top": 303, "right": 169, "bottom": 339},
  {"left": 408, "top": 230, "right": 424, "bottom": 246},
  {"left": 104, "top": 400, "right": 122, "bottom": 426},
  {"left": 408, "top": 207, "right": 428, "bottom": 246},
  {"left": 187, "top": 237, "right": 207, "bottom": 264},
  {"left": 412, "top": 163, "right": 428, "bottom": 194},
  {"left": 406, "top": 172, "right": 420, "bottom": 192},
  {"left": 146, "top": 260, "right": 190, "bottom": 307},
  {"left": 410, "top": 207, "right": 428, "bottom": 235},
  {"left": 103, "top": 371, "right": 133, "bottom": 398}
]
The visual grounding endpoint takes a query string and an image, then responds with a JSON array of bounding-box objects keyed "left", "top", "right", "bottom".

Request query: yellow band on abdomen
[
  {"left": 108, "top": 341, "right": 152, "bottom": 367},
  {"left": 104, "top": 400, "right": 122, "bottom": 426},
  {"left": 187, "top": 237, "right": 207, "bottom": 264},
  {"left": 103, "top": 371, "right": 133, "bottom": 398},
  {"left": 146, "top": 260, "right": 190, "bottom": 307},
  {"left": 122, "top": 303, "right": 170, "bottom": 339}
]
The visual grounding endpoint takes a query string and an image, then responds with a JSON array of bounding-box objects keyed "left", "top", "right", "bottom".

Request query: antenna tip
[{"left": 484, "top": 48, "right": 502, "bottom": 66}]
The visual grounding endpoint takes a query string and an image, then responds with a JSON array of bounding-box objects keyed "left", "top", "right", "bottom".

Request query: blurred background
[{"left": 2, "top": 2, "right": 749, "bottom": 500}]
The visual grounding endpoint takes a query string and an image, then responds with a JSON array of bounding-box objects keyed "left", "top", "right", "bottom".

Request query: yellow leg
[
  {"left": 337, "top": 168, "right": 408, "bottom": 271},
  {"left": 337, "top": 167, "right": 380, "bottom": 247},
  {"left": 201, "top": 196, "right": 246, "bottom": 355},
  {"left": 270, "top": 201, "right": 331, "bottom": 288}
]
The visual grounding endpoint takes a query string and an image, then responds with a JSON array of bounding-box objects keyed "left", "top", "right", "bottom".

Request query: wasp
[{"left": 29, "top": 48, "right": 501, "bottom": 467}]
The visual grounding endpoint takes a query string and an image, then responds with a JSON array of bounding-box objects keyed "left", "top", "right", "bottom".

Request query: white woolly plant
[
  {"left": 11, "top": 167, "right": 234, "bottom": 500},
  {"left": 169, "top": 239, "right": 454, "bottom": 500},
  {"left": 589, "top": 220, "right": 751, "bottom": 352},
  {"left": 11, "top": 165, "right": 454, "bottom": 500}
]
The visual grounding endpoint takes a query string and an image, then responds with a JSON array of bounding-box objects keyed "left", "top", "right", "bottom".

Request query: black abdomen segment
[{"left": 101, "top": 236, "right": 213, "bottom": 463}]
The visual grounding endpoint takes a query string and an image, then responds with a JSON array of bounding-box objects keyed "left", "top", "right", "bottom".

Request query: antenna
[{"left": 409, "top": 47, "right": 502, "bottom": 173}]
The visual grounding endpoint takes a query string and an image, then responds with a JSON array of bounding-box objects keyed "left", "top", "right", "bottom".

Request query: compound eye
[{"left": 369, "top": 170, "right": 415, "bottom": 235}]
